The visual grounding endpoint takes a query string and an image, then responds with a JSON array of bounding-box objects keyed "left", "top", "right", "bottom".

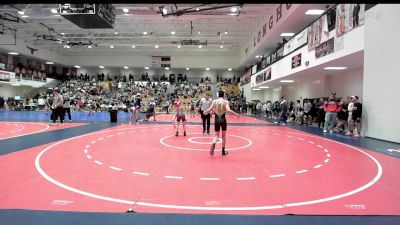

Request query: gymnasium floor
[{"left": 0, "top": 111, "right": 399, "bottom": 225}]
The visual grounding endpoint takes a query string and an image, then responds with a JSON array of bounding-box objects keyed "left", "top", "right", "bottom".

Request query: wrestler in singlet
[{"left": 214, "top": 98, "right": 227, "bottom": 132}]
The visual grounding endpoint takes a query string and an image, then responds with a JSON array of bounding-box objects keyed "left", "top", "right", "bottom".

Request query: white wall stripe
[
  {"left": 84, "top": 149, "right": 88, "bottom": 154},
  {"left": 86, "top": 145, "right": 90, "bottom": 148},
  {"left": 107, "top": 135, "right": 114, "bottom": 138},
  {"left": 317, "top": 145, "right": 323, "bottom": 148},
  {"left": 98, "top": 137, "right": 104, "bottom": 141},
  {"left": 308, "top": 141, "right": 314, "bottom": 144},
  {"left": 297, "top": 138, "right": 304, "bottom": 141},
  {"left": 327, "top": 154, "right": 331, "bottom": 158},
  {"left": 314, "top": 164, "right": 322, "bottom": 169},
  {"left": 86, "top": 155, "right": 92, "bottom": 159},
  {"left": 324, "top": 149, "right": 329, "bottom": 153},
  {"left": 324, "top": 159, "right": 330, "bottom": 163},
  {"left": 91, "top": 140, "right": 96, "bottom": 144}
]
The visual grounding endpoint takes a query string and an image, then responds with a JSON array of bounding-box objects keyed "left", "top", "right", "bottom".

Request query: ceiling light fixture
[
  {"left": 74, "top": 65, "right": 81, "bottom": 68},
  {"left": 305, "top": 9, "right": 325, "bottom": 15},
  {"left": 255, "top": 55, "right": 260, "bottom": 58},
  {"left": 224, "top": 31, "right": 228, "bottom": 35},
  {"left": 259, "top": 86, "right": 269, "bottom": 89},
  {"left": 21, "top": 15, "right": 29, "bottom": 18},
  {"left": 198, "top": 31, "right": 201, "bottom": 35},
  {"left": 114, "top": 31, "right": 118, "bottom": 35},
  {"left": 280, "top": 32, "right": 295, "bottom": 37},
  {"left": 99, "top": 66, "right": 105, "bottom": 69},
  {"left": 144, "top": 67, "right": 149, "bottom": 69},
  {"left": 51, "top": 9, "right": 58, "bottom": 14},
  {"left": 196, "top": 7, "right": 200, "bottom": 11},
  {"left": 220, "top": 45, "right": 224, "bottom": 48},
  {"left": 324, "top": 67, "right": 348, "bottom": 70},
  {"left": 228, "top": 68, "right": 232, "bottom": 71},
  {"left": 205, "top": 68, "right": 210, "bottom": 71},
  {"left": 186, "top": 68, "right": 190, "bottom": 70},
  {"left": 110, "top": 45, "right": 114, "bottom": 48},
  {"left": 280, "top": 80, "right": 294, "bottom": 83},
  {"left": 171, "top": 31, "right": 175, "bottom": 35},
  {"left": 177, "top": 45, "right": 181, "bottom": 48},
  {"left": 252, "top": 88, "right": 261, "bottom": 91},
  {"left": 199, "top": 45, "right": 202, "bottom": 48},
  {"left": 165, "top": 67, "right": 169, "bottom": 70},
  {"left": 124, "top": 66, "right": 129, "bottom": 69},
  {"left": 155, "top": 45, "right": 159, "bottom": 48},
  {"left": 18, "top": 11, "right": 24, "bottom": 15},
  {"left": 230, "top": 7, "right": 238, "bottom": 12},
  {"left": 123, "top": 8, "right": 129, "bottom": 13},
  {"left": 143, "top": 31, "right": 147, "bottom": 35},
  {"left": 45, "top": 62, "right": 54, "bottom": 65},
  {"left": 61, "top": 33, "right": 65, "bottom": 35},
  {"left": 131, "top": 45, "right": 136, "bottom": 48},
  {"left": 88, "top": 45, "right": 92, "bottom": 48}
]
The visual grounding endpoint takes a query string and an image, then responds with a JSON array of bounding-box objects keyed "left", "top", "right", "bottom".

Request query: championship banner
[
  {"left": 283, "top": 29, "right": 308, "bottom": 56},
  {"left": 0, "top": 70, "right": 15, "bottom": 82},
  {"left": 336, "top": 4, "right": 365, "bottom": 37},
  {"left": 291, "top": 53, "right": 302, "bottom": 69},
  {"left": 152, "top": 56, "right": 171, "bottom": 68},
  {"left": 308, "top": 14, "right": 329, "bottom": 51},
  {"left": 315, "top": 37, "right": 334, "bottom": 59},
  {"left": 254, "top": 67, "right": 272, "bottom": 86},
  {"left": 240, "top": 68, "right": 251, "bottom": 86}
]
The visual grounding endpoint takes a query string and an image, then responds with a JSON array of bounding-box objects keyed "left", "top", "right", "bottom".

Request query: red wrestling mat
[
  {"left": 0, "top": 122, "right": 86, "bottom": 140},
  {"left": 151, "top": 113, "right": 268, "bottom": 124},
  {"left": 0, "top": 124, "right": 399, "bottom": 215}
]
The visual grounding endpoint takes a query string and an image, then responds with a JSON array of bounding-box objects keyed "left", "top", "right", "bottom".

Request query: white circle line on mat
[{"left": 35, "top": 125, "right": 383, "bottom": 211}]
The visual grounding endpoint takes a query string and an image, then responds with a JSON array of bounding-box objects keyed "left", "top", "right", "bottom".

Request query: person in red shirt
[{"left": 323, "top": 93, "right": 341, "bottom": 133}]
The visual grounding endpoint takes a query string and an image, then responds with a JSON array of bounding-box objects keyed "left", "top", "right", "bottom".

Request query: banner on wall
[
  {"left": 336, "top": 4, "right": 365, "bottom": 37},
  {"left": 0, "top": 70, "right": 15, "bottom": 82},
  {"left": 152, "top": 56, "right": 171, "bottom": 68},
  {"left": 283, "top": 29, "right": 308, "bottom": 56},
  {"left": 251, "top": 67, "right": 272, "bottom": 87},
  {"left": 315, "top": 37, "right": 334, "bottom": 59},
  {"left": 308, "top": 14, "right": 329, "bottom": 51},
  {"left": 291, "top": 53, "right": 302, "bottom": 69},
  {"left": 240, "top": 68, "right": 251, "bottom": 86},
  {"left": 251, "top": 64, "right": 257, "bottom": 75}
]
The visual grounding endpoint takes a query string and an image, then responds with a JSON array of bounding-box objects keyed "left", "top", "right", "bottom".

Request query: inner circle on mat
[
  {"left": 160, "top": 132, "right": 252, "bottom": 151},
  {"left": 188, "top": 137, "right": 222, "bottom": 144}
]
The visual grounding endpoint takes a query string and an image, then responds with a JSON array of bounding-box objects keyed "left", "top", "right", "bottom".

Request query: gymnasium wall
[
  {"left": 362, "top": 4, "right": 400, "bottom": 143},
  {"left": 241, "top": 68, "right": 363, "bottom": 103},
  {"left": 0, "top": 83, "right": 35, "bottom": 98}
]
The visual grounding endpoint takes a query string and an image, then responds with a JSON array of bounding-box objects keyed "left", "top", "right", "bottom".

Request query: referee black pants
[
  {"left": 53, "top": 106, "right": 64, "bottom": 123},
  {"left": 201, "top": 111, "right": 211, "bottom": 133}
]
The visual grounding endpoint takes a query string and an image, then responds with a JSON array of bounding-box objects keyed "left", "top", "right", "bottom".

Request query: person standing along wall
[{"left": 323, "top": 93, "right": 341, "bottom": 133}]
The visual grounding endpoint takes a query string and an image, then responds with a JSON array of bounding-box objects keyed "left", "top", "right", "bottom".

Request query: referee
[{"left": 198, "top": 93, "right": 213, "bottom": 134}]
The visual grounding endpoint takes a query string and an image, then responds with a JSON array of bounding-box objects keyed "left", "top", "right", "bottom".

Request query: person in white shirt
[{"left": 198, "top": 93, "right": 213, "bottom": 134}]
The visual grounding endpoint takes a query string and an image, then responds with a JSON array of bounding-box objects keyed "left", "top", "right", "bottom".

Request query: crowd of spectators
[{"left": 251, "top": 93, "right": 362, "bottom": 136}]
